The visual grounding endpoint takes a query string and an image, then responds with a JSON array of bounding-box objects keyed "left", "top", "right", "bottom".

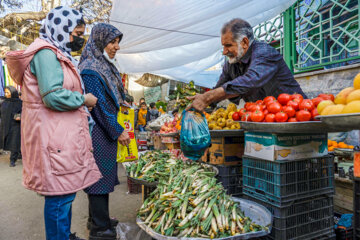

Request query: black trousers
[
  {"left": 88, "top": 194, "right": 111, "bottom": 231},
  {"left": 10, "top": 151, "right": 20, "bottom": 164}
]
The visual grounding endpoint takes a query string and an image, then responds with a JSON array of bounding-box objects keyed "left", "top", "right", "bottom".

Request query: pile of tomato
[{"left": 232, "top": 93, "right": 335, "bottom": 122}]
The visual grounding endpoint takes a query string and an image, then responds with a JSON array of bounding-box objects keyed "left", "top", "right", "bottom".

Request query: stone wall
[{"left": 295, "top": 63, "right": 360, "bottom": 98}]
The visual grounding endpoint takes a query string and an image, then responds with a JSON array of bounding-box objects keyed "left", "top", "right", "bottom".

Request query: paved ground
[{"left": 0, "top": 152, "right": 142, "bottom": 240}]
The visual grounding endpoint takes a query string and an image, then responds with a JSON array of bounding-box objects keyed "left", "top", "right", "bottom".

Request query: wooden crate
[{"left": 208, "top": 136, "right": 244, "bottom": 165}]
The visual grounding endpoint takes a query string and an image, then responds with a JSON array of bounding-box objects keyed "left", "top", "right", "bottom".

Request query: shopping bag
[
  {"left": 180, "top": 110, "right": 211, "bottom": 161},
  {"left": 117, "top": 106, "right": 138, "bottom": 162}
]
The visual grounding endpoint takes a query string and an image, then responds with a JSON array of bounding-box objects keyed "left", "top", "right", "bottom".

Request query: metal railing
[{"left": 253, "top": 0, "right": 360, "bottom": 73}]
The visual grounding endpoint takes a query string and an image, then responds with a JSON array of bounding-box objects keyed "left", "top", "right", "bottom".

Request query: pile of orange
[{"left": 328, "top": 140, "right": 354, "bottom": 152}]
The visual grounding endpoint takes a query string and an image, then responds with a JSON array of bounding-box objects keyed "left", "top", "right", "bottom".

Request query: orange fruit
[
  {"left": 318, "top": 100, "right": 335, "bottom": 114},
  {"left": 327, "top": 139, "right": 332, "bottom": 146},
  {"left": 342, "top": 100, "right": 360, "bottom": 114},
  {"left": 334, "top": 87, "right": 355, "bottom": 104},
  {"left": 354, "top": 72, "right": 360, "bottom": 89},
  {"left": 332, "top": 142, "right": 338, "bottom": 148},
  {"left": 328, "top": 146, "right": 335, "bottom": 152},
  {"left": 349, "top": 145, "right": 354, "bottom": 149},
  {"left": 338, "top": 142, "right": 347, "bottom": 148}
]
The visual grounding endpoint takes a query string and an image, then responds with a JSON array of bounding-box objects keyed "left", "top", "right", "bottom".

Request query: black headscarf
[{"left": 0, "top": 86, "right": 22, "bottom": 151}]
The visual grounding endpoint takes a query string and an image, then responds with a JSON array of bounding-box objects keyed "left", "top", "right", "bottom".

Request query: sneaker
[
  {"left": 89, "top": 228, "right": 116, "bottom": 240},
  {"left": 69, "top": 232, "right": 85, "bottom": 240},
  {"left": 87, "top": 218, "right": 119, "bottom": 230},
  {"left": 9, "top": 162, "right": 15, "bottom": 167}
]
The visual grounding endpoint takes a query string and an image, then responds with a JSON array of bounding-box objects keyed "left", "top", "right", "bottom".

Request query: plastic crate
[
  {"left": 216, "top": 174, "right": 242, "bottom": 186},
  {"left": 216, "top": 164, "right": 242, "bottom": 176},
  {"left": 245, "top": 194, "right": 334, "bottom": 239},
  {"left": 127, "top": 177, "right": 141, "bottom": 194},
  {"left": 243, "top": 155, "right": 334, "bottom": 207},
  {"left": 353, "top": 178, "right": 360, "bottom": 239}
]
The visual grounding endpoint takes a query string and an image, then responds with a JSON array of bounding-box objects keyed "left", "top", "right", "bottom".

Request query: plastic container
[
  {"left": 216, "top": 164, "right": 242, "bottom": 176},
  {"left": 216, "top": 174, "right": 242, "bottom": 186},
  {"left": 242, "top": 155, "right": 334, "bottom": 207},
  {"left": 127, "top": 177, "right": 142, "bottom": 194},
  {"left": 246, "top": 194, "right": 334, "bottom": 240}
]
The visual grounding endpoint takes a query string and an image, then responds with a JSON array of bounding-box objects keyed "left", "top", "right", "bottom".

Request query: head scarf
[
  {"left": 79, "top": 23, "right": 124, "bottom": 106},
  {"left": 5, "top": 86, "right": 19, "bottom": 99},
  {"left": 39, "top": 6, "right": 84, "bottom": 66}
]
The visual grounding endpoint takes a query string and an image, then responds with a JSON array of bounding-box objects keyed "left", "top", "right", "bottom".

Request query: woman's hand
[
  {"left": 84, "top": 93, "right": 98, "bottom": 108},
  {"left": 118, "top": 131, "right": 131, "bottom": 146}
]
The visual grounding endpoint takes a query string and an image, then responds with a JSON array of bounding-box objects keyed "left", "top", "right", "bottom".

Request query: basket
[{"left": 243, "top": 155, "right": 334, "bottom": 207}]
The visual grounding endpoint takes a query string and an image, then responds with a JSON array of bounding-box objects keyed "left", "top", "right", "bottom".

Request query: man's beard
[{"left": 227, "top": 45, "right": 245, "bottom": 64}]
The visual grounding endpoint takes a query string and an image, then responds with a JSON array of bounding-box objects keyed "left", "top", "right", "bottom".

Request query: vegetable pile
[
  {"left": 138, "top": 164, "right": 265, "bottom": 238},
  {"left": 174, "top": 81, "right": 199, "bottom": 113}
]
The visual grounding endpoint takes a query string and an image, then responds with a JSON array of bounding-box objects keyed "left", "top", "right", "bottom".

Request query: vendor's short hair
[
  {"left": 221, "top": 18, "right": 254, "bottom": 42},
  {"left": 150, "top": 102, "right": 156, "bottom": 108}
]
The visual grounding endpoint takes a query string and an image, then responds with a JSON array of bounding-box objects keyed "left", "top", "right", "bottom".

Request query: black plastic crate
[
  {"left": 216, "top": 174, "right": 242, "bottom": 186},
  {"left": 216, "top": 164, "right": 242, "bottom": 176},
  {"left": 245, "top": 194, "right": 334, "bottom": 240},
  {"left": 223, "top": 184, "right": 242, "bottom": 196},
  {"left": 353, "top": 178, "right": 360, "bottom": 240},
  {"left": 243, "top": 155, "right": 334, "bottom": 207}
]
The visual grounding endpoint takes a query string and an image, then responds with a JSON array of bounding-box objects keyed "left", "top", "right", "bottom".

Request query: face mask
[
  {"left": 103, "top": 50, "right": 117, "bottom": 65},
  {"left": 68, "top": 35, "right": 85, "bottom": 52}
]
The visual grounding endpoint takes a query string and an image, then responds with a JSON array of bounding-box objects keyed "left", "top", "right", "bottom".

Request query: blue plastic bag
[{"left": 180, "top": 110, "right": 211, "bottom": 160}]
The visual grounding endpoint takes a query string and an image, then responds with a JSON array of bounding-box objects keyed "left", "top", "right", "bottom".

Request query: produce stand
[{"left": 136, "top": 197, "right": 272, "bottom": 240}]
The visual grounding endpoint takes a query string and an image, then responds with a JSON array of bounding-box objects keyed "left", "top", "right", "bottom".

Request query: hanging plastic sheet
[{"left": 110, "top": 0, "right": 296, "bottom": 88}]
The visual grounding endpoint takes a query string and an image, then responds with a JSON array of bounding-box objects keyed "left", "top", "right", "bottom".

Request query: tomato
[
  {"left": 318, "top": 93, "right": 335, "bottom": 101},
  {"left": 263, "top": 109, "right": 269, "bottom": 115},
  {"left": 275, "top": 112, "right": 288, "bottom": 122},
  {"left": 268, "top": 102, "right": 282, "bottom": 114},
  {"left": 311, "top": 97, "right": 324, "bottom": 107},
  {"left": 263, "top": 96, "right": 276, "bottom": 105},
  {"left": 296, "top": 110, "right": 311, "bottom": 122},
  {"left": 249, "top": 104, "right": 262, "bottom": 112},
  {"left": 244, "top": 102, "right": 255, "bottom": 111},
  {"left": 291, "top": 93, "right": 304, "bottom": 102},
  {"left": 288, "top": 117, "right": 298, "bottom": 122},
  {"left": 255, "top": 100, "right": 264, "bottom": 105},
  {"left": 299, "top": 99, "right": 314, "bottom": 111},
  {"left": 238, "top": 108, "right": 247, "bottom": 117},
  {"left": 232, "top": 112, "right": 240, "bottom": 121},
  {"left": 260, "top": 104, "right": 267, "bottom": 111},
  {"left": 265, "top": 113, "right": 276, "bottom": 122},
  {"left": 283, "top": 106, "right": 296, "bottom": 117},
  {"left": 287, "top": 100, "right": 300, "bottom": 110},
  {"left": 251, "top": 110, "right": 265, "bottom": 122},
  {"left": 241, "top": 112, "right": 252, "bottom": 122},
  {"left": 277, "top": 93, "right": 291, "bottom": 105},
  {"left": 311, "top": 108, "right": 319, "bottom": 121}
]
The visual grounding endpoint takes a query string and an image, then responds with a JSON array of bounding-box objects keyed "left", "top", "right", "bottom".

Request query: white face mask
[{"left": 103, "top": 50, "right": 117, "bottom": 65}]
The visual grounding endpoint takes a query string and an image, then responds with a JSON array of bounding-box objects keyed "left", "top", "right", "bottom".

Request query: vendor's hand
[
  {"left": 84, "top": 93, "right": 98, "bottom": 108},
  {"left": 87, "top": 106, "right": 94, "bottom": 111},
  {"left": 15, "top": 117, "right": 20, "bottom": 121},
  {"left": 118, "top": 131, "right": 131, "bottom": 146},
  {"left": 186, "top": 93, "right": 210, "bottom": 112}
]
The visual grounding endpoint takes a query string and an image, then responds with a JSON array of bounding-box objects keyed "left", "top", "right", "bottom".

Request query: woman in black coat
[{"left": 0, "top": 86, "right": 22, "bottom": 167}]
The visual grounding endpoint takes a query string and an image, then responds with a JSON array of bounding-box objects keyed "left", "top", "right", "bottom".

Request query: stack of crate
[
  {"left": 242, "top": 132, "right": 335, "bottom": 240},
  {"left": 216, "top": 164, "right": 243, "bottom": 197}
]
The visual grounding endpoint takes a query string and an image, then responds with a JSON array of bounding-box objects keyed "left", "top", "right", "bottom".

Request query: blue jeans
[
  {"left": 44, "top": 193, "right": 76, "bottom": 240},
  {"left": 139, "top": 125, "right": 146, "bottom": 132}
]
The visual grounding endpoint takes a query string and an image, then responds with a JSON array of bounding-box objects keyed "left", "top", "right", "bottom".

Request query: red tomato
[
  {"left": 283, "top": 106, "right": 296, "bottom": 117},
  {"left": 249, "top": 104, "right": 262, "bottom": 112},
  {"left": 311, "top": 108, "right": 319, "bottom": 121},
  {"left": 311, "top": 97, "right": 324, "bottom": 107},
  {"left": 291, "top": 93, "right": 304, "bottom": 102},
  {"left": 260, "top": 104, "right": 267, "bottom": 111},
  {"left": 288, "top": 117, "right": 298, "bottom": 122},
  {"left": 251, "top": 111, "right": 265, "bottom": 122},
  {"left": 277, "top": 93, "right": 291, "bottom": 105},
  {"left": 299, "top": 99, "right": 314, "bottom": 111},
  {"left": 296, "top": 110, "right": 311, "bottom": 122},
  {"left": 287, "top": 100, "right": 300, "bottom": 111},
  {"left": 241, "top": 112, "right": 252, "bottom": 122},
  {"left": 318, "top": 93, "right": 335, "bottom": 101},
  {"left": 255, "top": 100, "right": 264, "bottom": 105},
  {"left": 263, "top": 96, "right": 276, "bottom": 105},
  {"left": 265, "top": 113, "right": 276, "bottom": 122},
  {"left": 263, "top": 109, "right": 269, "bottom": 115},
  {"left": 275, "top": 112, "right": 288, "bottom": 122},
  {"left": 244, "top": 102, "right": 255, "bottom": 111},
  {"left": 268, "top": 102, "right": 282, "bottom": 114},
  {"left": 238, "top": 108, "right": 247, "bottom": 117},
  {"left": 232, "top": 112, "right": 240, "bottom": 121}
]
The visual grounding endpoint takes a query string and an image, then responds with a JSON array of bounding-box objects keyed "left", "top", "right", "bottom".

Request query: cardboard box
[
  {"left": 153, "top": 135, "right": 167, "bottom": 150},
  {"left": 165, "top": 142, "right": 181, "bottom": 150},
  {"left": 208, "top": 136, "right": 244, "bottom": 165},
  {"left": 244, "top": 132, "right": 328, "bottom": 161}
]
